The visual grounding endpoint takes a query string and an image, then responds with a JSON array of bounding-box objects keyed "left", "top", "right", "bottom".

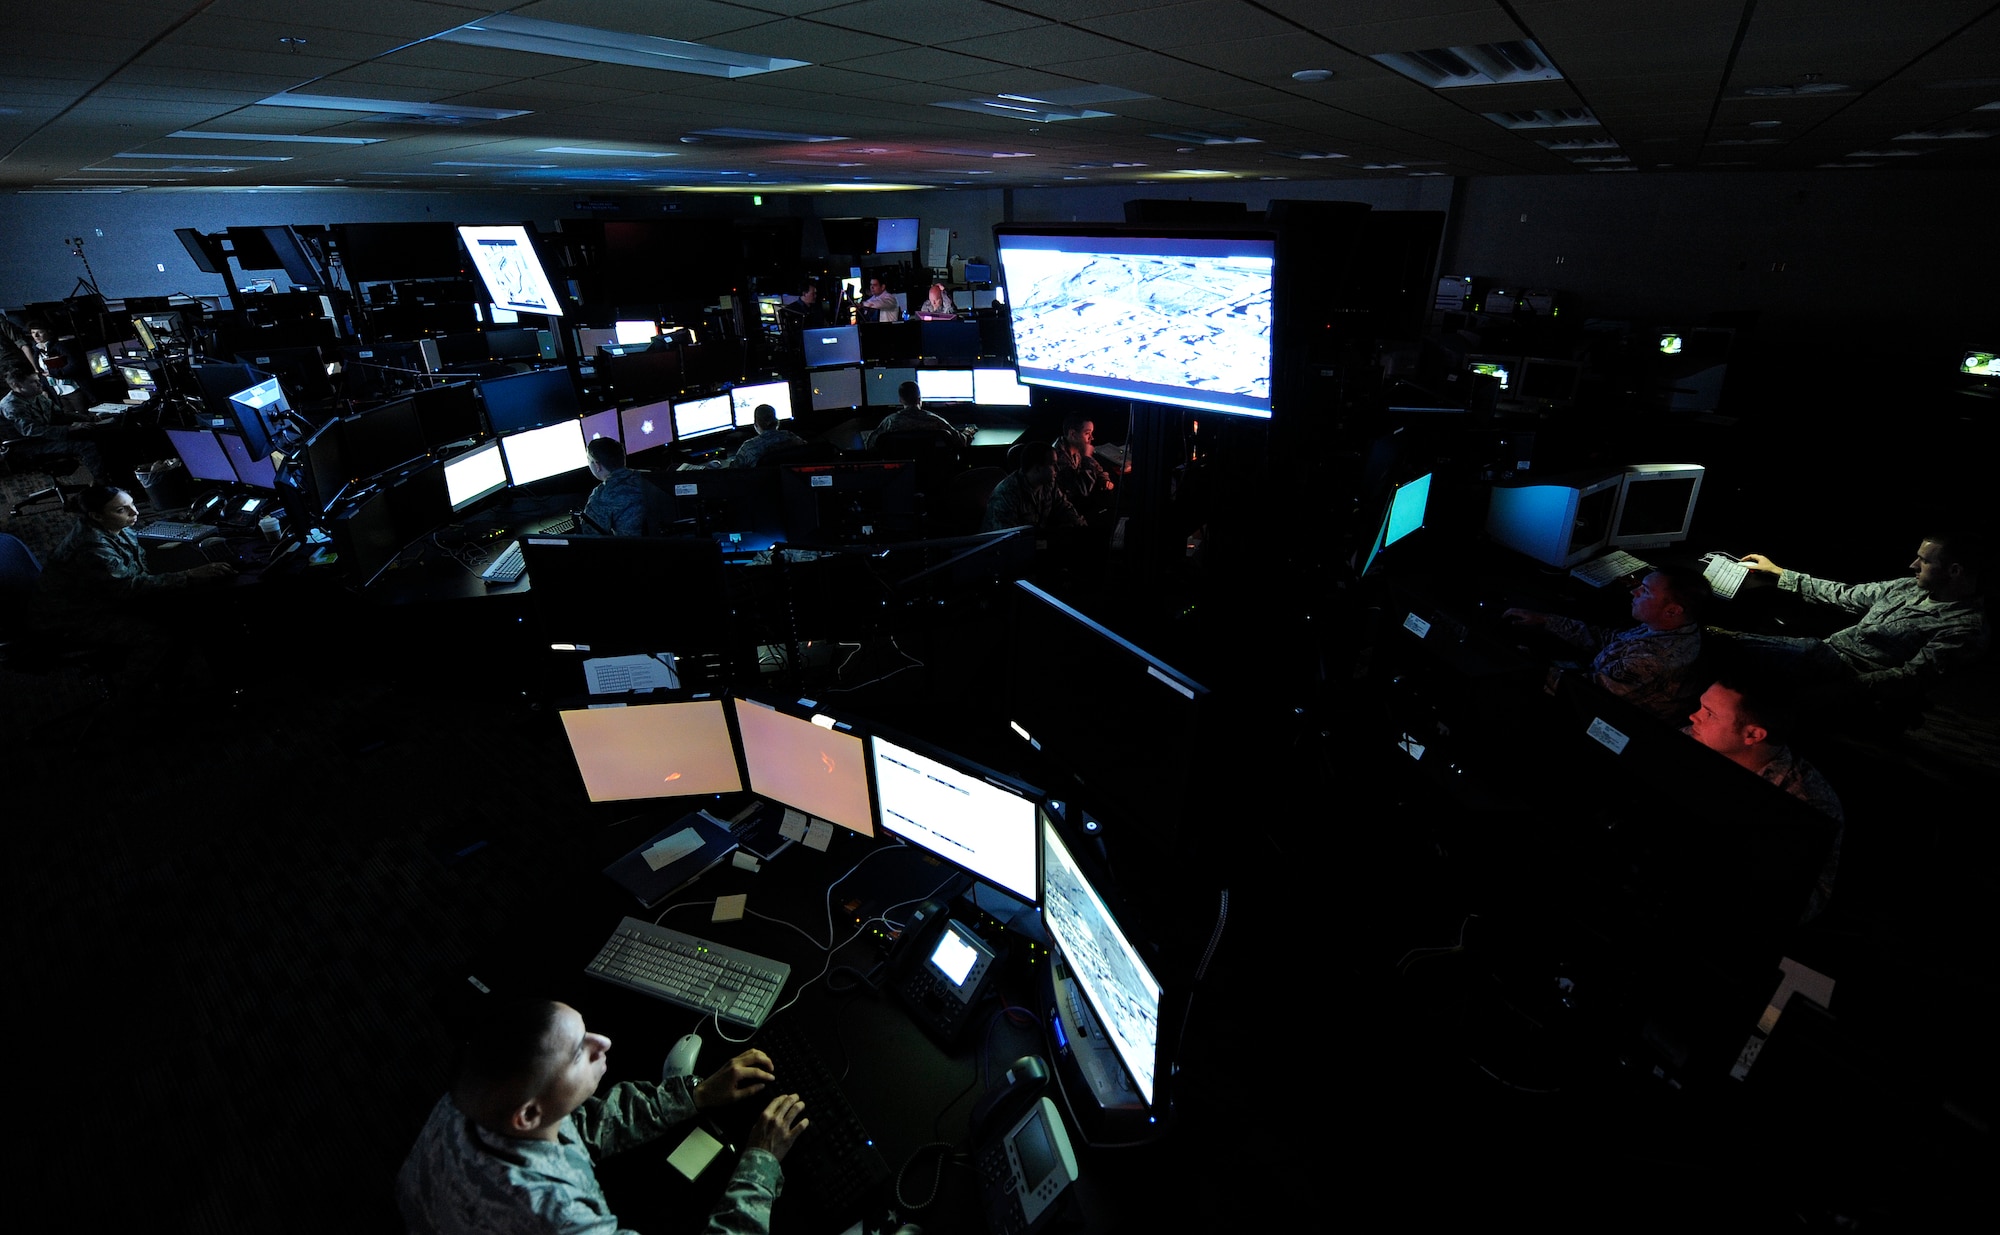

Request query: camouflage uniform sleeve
[
  {"left": 1045, "top": 483, "right": 1086, "bottom": 528},
  {"left": 704, "top": 1149, "right": 783, "bottom": 1235},
  {"left": 52, "top": 525, "right": 188, "bottom": 595},
  {"left": 1778, "top": 570, "right": 1894, "bottom": 618},
  {"left": 1539, "top": 615, "right": 1612, "bottom": 654},
  {"left": 569, "top": 1077, "right": 698, "bottom": 1157}
]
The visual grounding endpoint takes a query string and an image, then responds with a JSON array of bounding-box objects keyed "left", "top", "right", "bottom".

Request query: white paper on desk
[
  {"left": 641, "top": 827, "right": 705, "bottom": 871},
  {"left": 803, "top": 820, "right": 835, "bottom": 852},
  {"left": 583, "top": 653, "right": 680, "bottom": 696},
  {"left": 777, "top": 808, "right": 809, "bottom": 842}
]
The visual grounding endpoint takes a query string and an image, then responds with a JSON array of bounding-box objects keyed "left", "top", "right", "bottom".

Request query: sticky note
[
  {"left": 804, "top": 820, "right": 835, "bottom": 852},
  {"left": 731, "top": 851, "right": 761, "bottom": 873},
  {"left": 667, "top": 1127, "right": 724, "bottom": 1180},
  {"left": 641, "top": 827, "right": 704, "bottom": 871},
  {"left": 713, "top": 893, "right": 747, "bottom": 922},
  {"left": 778, "top": 808, "right": 809, "bottom": 842}
]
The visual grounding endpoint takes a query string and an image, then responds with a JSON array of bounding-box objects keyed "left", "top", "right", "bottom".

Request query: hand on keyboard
[
  {"left": 746, "top": 1091, "right": 810, "bottom": 1162},
  {"left": 1503, "top": 607, "right": 1548, "bottom": 628},
  {"left": 695, "top": 1049, "right": 776, "bottom": 1111}
]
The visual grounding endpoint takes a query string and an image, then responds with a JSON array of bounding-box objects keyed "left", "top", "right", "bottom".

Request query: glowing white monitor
[
  {"left": 673, "top": 393, "right": 734, "bottom": 440},
  {"left": 1041, "top": 821, "right": 1161, "bottom": 1103},
  {"left": 499, "top": 419, "right": 588, "bottom": 485},
  {"left": 457, "top": 225, "right": 564, "bottom": 318},
  {"left": 559, "top": 700, "right": 743, "bottom": 803},
  {"left": 733, "top": 699, "right": 872, "bottom": 836},
  {"left": 731, "top": 380, "right": 793, "bottom": 427},
  {"left": 614, "top": 319, "right": 659, "bottom": 345},
  {"left": 445, "top": 439, "right": 508, "bottom": 510},
  {"left": 917, "top": 369, "right": 974, "bottom": 403},
  {"left": 870, "top": 736, "right": 1037, "bottom": 902},
  {"left": 490, "top": 306, "right": 521, "bottom": 324},
  {"left": 972, "top": 368, "right": 1034, "bottom": 406}
]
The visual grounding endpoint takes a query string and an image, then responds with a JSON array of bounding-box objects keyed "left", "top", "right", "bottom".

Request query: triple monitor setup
[
  {"left": 556, "top": 692, "right": 1170, "bottom": 1144},
  {"left": 800, "top": 325, "right": 1034, "bottom": 413}
]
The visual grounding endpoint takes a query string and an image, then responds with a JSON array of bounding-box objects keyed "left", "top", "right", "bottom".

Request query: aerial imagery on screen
[{"left": 998, "top": 234, "right": 1273, "bottom": 417}]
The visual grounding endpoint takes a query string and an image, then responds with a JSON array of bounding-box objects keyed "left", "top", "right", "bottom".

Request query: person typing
[
  {"left": 1505, "top": 566, "right": 1711, "bottom": 722},
  {"left": 581, "top": 438, "right": 671, "bottom": 536},
  {"left": 730, "top": 404, "right": 806, "bottom": 468},
  {"left": 47, "top": 485, "right": 235, "bottom": 596}
]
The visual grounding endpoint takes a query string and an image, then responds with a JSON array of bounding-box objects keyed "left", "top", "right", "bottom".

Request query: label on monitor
[
  {"left": 1585, "top": 717, "right": 1631, "bottom": 754},
  {"left": 674, "top": 484, "right": 699, "bottom": 496},
  {"left": 1402, "top": 612, "right": 1432, "bottom": 639},
  {"left": 811, "top": 474, "right": 832, "bottom": 488}
]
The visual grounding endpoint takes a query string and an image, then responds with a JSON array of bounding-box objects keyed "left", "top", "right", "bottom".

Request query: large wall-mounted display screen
[
  {"left": 458, "top": 225, "right": 565, "bottom": 318},
  {"left": 995, "top": 228, "right": 1274, "bottom": 418}
]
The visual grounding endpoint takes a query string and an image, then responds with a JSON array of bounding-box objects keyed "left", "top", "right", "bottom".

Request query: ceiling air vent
[{"left": 1373, "top": 40, "right": 1561, "bottom": 88}]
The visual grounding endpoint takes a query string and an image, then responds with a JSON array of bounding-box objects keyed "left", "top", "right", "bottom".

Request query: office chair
[
  {"left": 940, "top": 466, "right": 1005, "bottom": 537},
  {"left": 867, "top": 429, "right": 965, "bottom": 497},
  {"left": 756, "top": 439, "right": 842, "bottom": 468},
  {"left": 2, "top": 438, "right": 85, "bottom": 516}
]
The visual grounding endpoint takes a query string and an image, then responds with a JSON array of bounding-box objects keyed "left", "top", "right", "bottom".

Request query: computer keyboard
[
  {"left": 136, "top": 520, "right": 219, "bottom": 543},
  {"left": 1701, "top": 552, "right": 1750, "bottom": 600},
  {"left": 479, "top": 540, "right": 526, "bottom": 584},
  {"left": 749, "top": 1017, "right": 892, "bottom": 1223},
  {"left": 584, "top": 917, "right": 789, "bottom": 1032},
  {"left": 1569, "top": 548, "right": 1652, "bottom": 588}
]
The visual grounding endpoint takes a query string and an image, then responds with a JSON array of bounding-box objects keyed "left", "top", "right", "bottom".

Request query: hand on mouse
[
  {"left": 745, "top": 1092, "right": 809, "bottom": 1162},
  {"left": 1502, "top": 607, "right": 1545, "bottom": 628},
  {"left": 694, "top": 1049, "right": 774, "bottom": 1111},
  {"left": 190, "top": 561, "right": 236, "bottom": 580},
  {"left": 1738, "top": 553, "right": 1784, "bottom": 578}
]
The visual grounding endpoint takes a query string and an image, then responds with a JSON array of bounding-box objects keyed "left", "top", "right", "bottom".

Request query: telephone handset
[{"left": 970, "top": 1058, "right": 1078, "bottom": 1235}]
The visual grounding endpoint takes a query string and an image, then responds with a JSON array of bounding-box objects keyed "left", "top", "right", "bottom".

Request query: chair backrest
[
  {"left": 938, "top": 466, "right": 1006, "bottom": 537},
  {"left": 757, "top": 439, "right": 842, "bottom": 468},
  {"left": 0, "top": 531, "right": 44, "bottom": 594}
]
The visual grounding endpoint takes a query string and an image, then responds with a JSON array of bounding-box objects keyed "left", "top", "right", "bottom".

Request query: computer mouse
[{"left": 665, "top": 1032, "right": 703, "bottom": 1081}]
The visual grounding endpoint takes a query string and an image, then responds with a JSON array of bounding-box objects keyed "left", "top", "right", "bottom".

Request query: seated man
[
  {"left": 47, "top": 485, "right": 235, "bottom": 596},
  {"left": 914, "top": 283, "right": 955, "bottom": 320},
  {"left": 730, "top": 403, "right": 806, "bottom": 468},
  {"left": 858, "top": 277, "right": 901, "bottom": 323},
  {"left": 1050, "top": 412, "right": 1114, "bottom": 523},
  {"left": 867, "top": 381, "right": 970, "bottom": 449},
  {"left": 2, "top": 368, "right": 110, "bottom": 481},
  {"left": 1505, "top": 566, "right": 1711, "bottom": 721},
  {"left": 778, "top": 283, "right": 826, "bottom": 330},
  {"left": 1734, "top": 533, "right": 1986, "bottom": 699},
  {"left": 580, "top": 438, "right": 669, "bottom": 536},
  {"left": 983, "top": 444, "right": 1085, "bottom": 533},
  {"left": 1685, "top": 676, "right": 1844, "bottom": 920},
  {"left": 398, "top": 997, "right": 807, "bottom": 1235}
]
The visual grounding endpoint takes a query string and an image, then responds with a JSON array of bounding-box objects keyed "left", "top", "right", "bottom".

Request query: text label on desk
[
  {"left": 1585, "top": 717, "right": 1631, "bottom": 755},
  {"left": 1402, "top": 612, "right": 1432, "bottom": 639}
]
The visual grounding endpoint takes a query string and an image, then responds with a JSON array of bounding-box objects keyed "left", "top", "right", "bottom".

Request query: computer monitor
[
  {"left": 614, "top": 319, "right": 659, "bottom": 346},
  {"left": 581, "top": 408, "right": 620, "bottom": 445},
  {"left": 485, "top": 327, "right": 542, "bottom": 361},
  {"left": 1659, "top": 332, "right": 1684, "bottom": 355},
  {"left": 341, "top": 398, "right": 428, "bottom": 479},
  {"left": 732, "top": 697, "right": 873, "bottom": 836},
  {"left": 1960, "top": 349, "right": 1998, "bottom": 379},
  {"left": 576, "top": 326, "right": 619, "bottom": 355},
  {"left": 489, "top": 306, "right": 521, "bottom": 325},
  {"left": 298, "top": 420, "right": 350, "bottom": 512},
  {"left": 438, "top": 330, "right": 492, "bottom": 365},
  {"left": 235, "top": 346, "right": 333, "bottom": 403},
  {"left": 917, "top": 369, "right": 974, "bottom": 403},
  {"left": 730, "top": 380, "right": 793, "bottom": 427},
  {"left": 558, "top": 699, "right": 743, "bottom": 803},
  {"left": 996, "top": 225, "right": 1273, "bottom": 417},
  {"left": 673, "top": 393, "right": 735, "bottom": 441},
  {"left": 803, "top": 325, "right": 862, "bottom": 369},
  {"left": 1359, "top": 472, "right": 1432, "bottom": 577},
  {"left": 331, "top": 488, "right": 403, "bottom": 587},
  {"left": 1517, "top": 358, "right": 1581, "bottom": 406},
  {"left": 334, "top": 222, "right": 463, "bottom": 282},
  {"left": 164, "top": 427, "right": 238, "bottom": 484},
  {"left": 1465, "top": 355, "right": 1516, "bottom": 392},
  {"left": 1485, "top": 469, "right": 1623, "bottom": 569},
  {"left": 875, "top": 217, "right": 919, "bottom": 253},
  {"left": 871, "top": 734, "right": 1038, "bottom": 902},
  {"left": 119, "top": 364, "right": 157, "bottom": 398},
  {"left": 620, "top": 399, "right": 674, "bottom": 455},
  {"left": 1608, "top": 463, "right": 1704, "bottom": 551},
  {"left": 864, "top": 367, "right": 917, "bottom": 407},
  {"left": 811, "top": 366, "right": 863, "bottom": 411},
  {"left": 780, "top": 461, "right": 919, "bottom": 545},
  {"left": 1041, "top": 821, "right": 1162, "bottom": 1105},
  {"left": 963, "top": 261, "right": 992, "bottom": 284},
  {"left": 224, "top": 376, "right": 289, "bottom": 461},
  {"left": 444, "top": 439, "right": 508, "bottom": 511},
  {"left": 411, "top": 381, "right": 482, "bottom": 447},
  {"left": 972, "top": 368, "right": 1034, "bottom": 407},
  {"left": 86, "top": 347, "right": 113, "bottom": 379},
  {"left": 499, "top": 420, "right": 588, "bottom": 486},
  {"left": 218, "top": 433, "right": 277, "bottom": 489},
  {"left": 522, "top": 535, "right": 731, "bottom": 652},
  {"left": 480, "top": 368, "right": 582, "bottom": 435},
  {"left": 457, "top": 224, "right": 564, "bottom": 318}
]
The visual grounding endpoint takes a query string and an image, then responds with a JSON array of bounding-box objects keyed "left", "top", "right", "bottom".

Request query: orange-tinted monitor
[
  {"left": 559, "top": 700, "right": 742, "bottom": 803},
  {"left": 733, "top": 698, "right": 872, "bottom": 835}
]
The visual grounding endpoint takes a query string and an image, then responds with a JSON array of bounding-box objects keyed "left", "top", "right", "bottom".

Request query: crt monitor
[
  {"left": 621, "top": 399, "right": 674, "bottom": 455},
  {"left": 499, "top": 420, "right": 588, "bottom": 485},
  {"left": 802, "top": 325, "right": 862, "bottom": 369},
  {"left": 995, "top": 225, "right": 1274, "bottom": 418},
  {"left": 730, "top": 380, "right": 793, "bottom": 427},
  {"left": 1041, "top": 820, "right": 1163, "bottom": 1106},
  {"left": 871, "top": 733, "right": 1039, "bottom": 903},
  {"left": 917, "top": 369, "right": 974, "bottom": 403},
  {"left": 457, "top": 224, "right": 564, "bottom": 318},
  {"left": 1359, "top": 472, "right": 1432, "bottom": 577},
  {"left": 558, "top": 699, "right": 743, "bottom": 803},
  {"left": 480, "top": 368, "right": 582, "bottom": 435},
  {"left": 673, "top": 393, "right": 735, "bottom": 441},
  {"left": 1485, "top": 469, "right": 1623, "bottom": 569},
  {"left": 444, "top": 439, "right": 508, "bottom": 511},
  {"left": 164, "top": 427, "right": 238, "bottom": 484},
  {"left": 1609, "top": 463, "right": 1704, "bottom": 550},
  {"left": 733, "top": 697, "right": 873, "bottom": 836}
]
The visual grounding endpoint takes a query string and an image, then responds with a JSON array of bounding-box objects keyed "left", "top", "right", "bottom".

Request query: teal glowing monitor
[{"left": 1360, "top": 472, "right": 1431, "bottom": 577}]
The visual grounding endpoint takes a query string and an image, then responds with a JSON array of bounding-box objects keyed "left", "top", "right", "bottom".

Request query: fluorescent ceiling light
[
  {"left": 933, "top": 98, "right": 1114, "bottom": 123},
  {"left": 664, "top": 182, "right": 928, "bottom": 193},
  {"left": 433, "top": 14, "right": 806, "bottom": 78},
  {"left": 85, "top": 165, "right": 239, "bottom": 173},
  {"left": 1893, "top": 127, "right": 1992, "bottom": 140},
  {"left": 1360, "top": 163, "right": 1404, "bottom": 170},
  {"left": 116, "top": 152, "right": 292, "bottom": 162},
  {"left": 169, "top": 130, "right": 382, "bottom": 145},
  {"left": 1742, "top": 83, "right": 1852, "bottom": 96},
  {"left": 537, "top": 146, "right": 675, "bottom": 158},
  {"left": 435, "top": 161, "right": 559, "bottom": 168},
  {"left": 1846, "top": 149, "right": 1926, "bottom": 157},
  {"left": 254, "top": 92, "right": 529, "bottom": 121},
  {"left": 1979, "top": 101, "right": 2000, "bottom": 111},
  {"left": 690, "top": 128, "right": 847, "bottom": 142},
  {"left": 1816, "top": 162, "right": 1878, "bottom": 168},
  {"left": 1272, "top": 150, "right": 1348, "bottom": 160},
  {"left": 1373, "top": 41, "right": 1561, "bottom": 89},
  {"left": 1150, "top": 131, "right": 1260, "bottom": 146},
  {"left": 1483, "top": 109, "right": 1598, "bottom": 130},
  {"left": 1538, "top": 137, "right": 1619, "bottom": 150}
]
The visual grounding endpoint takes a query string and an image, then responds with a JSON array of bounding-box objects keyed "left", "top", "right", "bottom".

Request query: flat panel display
[
  {"left": 581, "top": 408, "right": 620, "bottom": 444},
  {"left": 614, "top": 319, "right": 659, "bottom": 345},
  {"left": 972, "top": 368, "right": 1034, "bottom": 406},
  {"left": 673, "top": 393, "right": 734, "bottom": 440},
  {"left": 480, "top": 368, "right": 583, "bottom": 435},
  {"left": 559, "top": 700, "right": 743, "bottom": 803},
  {"left": 164, "top": 427, "right": 237, "bottom": 484},
  {"left": 803, "top": 325, "right": 862, "bottom": 369},
  {"left": 865, "top": 367, "right": 916, "bottom": 406},
  {"left": 1042, "top": 822, "right": 1161, "bottom": 1103},
  {"left": 811, "top": 366, "right": 863, "bottom": 411},
  {"left": 499, "top": 419, "right": 588, "bottom": 485},
  {"left": 917, "top": 369, "right": 974, "bottom": 403},
  {"left": 872, "top": 735, "right": 1037, "bottom": 901},
  {"left": 733, "top": 698, "right": 872, "bottom": 836},
  {"left": 875, "top": 216, "right": 919, "bottom": 253},
  {"left": 218, "top": 433, "right": 276, "bottom": 489},
  {"left": 996, "top": 228, "right": 1274, "bottom": 417},
  {"left": 457, "top": 224, "right": 565, "bottom": 318},
  {"left": 731, "top": 380, "right": 793, "bottom": 427},
  {"left": 342, "top": 398, "right": 428, "bottom": 479},
  {"left": 621, "top": 399, "right": 674, "bottom": 453},
  {"left": 444, "top": 439, "right": 508, "bottom": 510}
]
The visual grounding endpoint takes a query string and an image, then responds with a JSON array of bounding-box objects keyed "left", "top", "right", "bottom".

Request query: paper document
[
  {"left": 583, "top": 653, "right": 680, "bottom": 695},
  {"left": 803, "top": 820, "right": 835, "bottom": 852},
  {"left": 778, "top": 808, "right": 809, "bottom": 842},
  {"left": 641, "top": 827, "right": 706, "bottom": 871}
]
